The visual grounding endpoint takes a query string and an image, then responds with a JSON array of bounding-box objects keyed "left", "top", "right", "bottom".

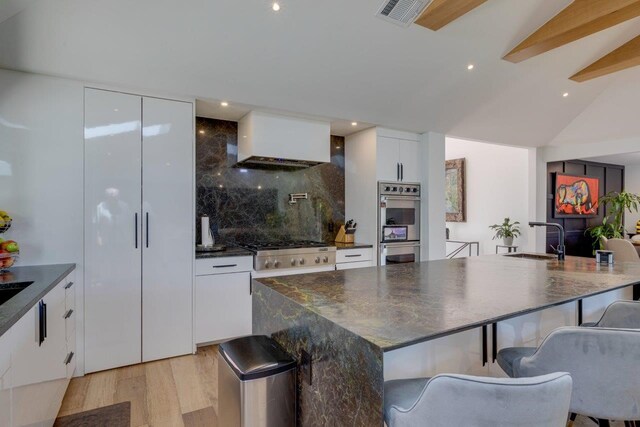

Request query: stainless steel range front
[
  {"left": 239, "top": 241, "right": 336, "bottom": 278},
  {"left": 378, "top": 181, "right": 421, "bottom": 265}
]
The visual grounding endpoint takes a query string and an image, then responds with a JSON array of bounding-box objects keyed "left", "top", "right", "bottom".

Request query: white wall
[
  {"left": 626, "top": 166, "right": 640, "bottom": 233},
  {"left": 445, "top": 138, "right": 531, "bottom": 255},
  {"left": 0, "top": 68, "right": 85, "bottom": 372}
]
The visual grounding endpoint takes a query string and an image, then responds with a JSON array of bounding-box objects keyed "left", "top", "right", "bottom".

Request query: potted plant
[
  {"left": 587, "top": 191, "right": 640, "bottom": 251},
  {"left": 489, "top": 218, "right": 521, "bottom": 246}
]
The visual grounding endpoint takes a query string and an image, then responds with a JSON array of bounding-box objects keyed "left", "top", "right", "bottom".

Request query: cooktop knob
[
  {"left": 274, "top": 260, "right": 281, "bottom": 268},
  {"left": 291, "top": 259, "right": 297, "bottom": 266},
  {"left": 323, "top": 256, "right": 329, "bottom": 263},
  {"left": 299, "top": 258, "right": 305, "bottom": 265},
  {"left": 264, "top": 261, "right": 271, "bottom": 269},
  {"left": 405, "top": 187, "right": 411, "bottom": 192},
  {"left": 412, "top": 188, "right": 418, "bottom": 193},
  {"left": 392, "top": 187, "right": 398, "bottom": 192},
  {"left": 399, "top": 187, "right": 404, "bottom": 193},
  {"left": 315, "top": 256, "right": 321, "bottom": 264},
  {"left": 384, "top": 186, "right": 391, "bottom": 191}
]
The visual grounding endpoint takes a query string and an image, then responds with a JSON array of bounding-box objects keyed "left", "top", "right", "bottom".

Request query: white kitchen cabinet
[
  {"left": 141, "top": 97, "right": 194, "bottom": 362},
  {"left": 336, "top": 247, "right": 374, "bottom": 270},
  {"left": 195, "top": 270, "right": 252, "bottom": 345},
  {"left": 385, "top": 327, "right": 488, "bottom": 381},
  {"left": 377, "top": 135, "right": 420, "bottom": 183},
  {"left": 84, "top": 88, "right": 194, "bottom": 373},
  {"left": 12, "top": 278, "right": 68, "bottom": 427}
]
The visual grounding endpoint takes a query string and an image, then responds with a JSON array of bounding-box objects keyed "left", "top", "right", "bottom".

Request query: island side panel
[{"left": 253, "top": 281, "right": 384, "bottom": 427}]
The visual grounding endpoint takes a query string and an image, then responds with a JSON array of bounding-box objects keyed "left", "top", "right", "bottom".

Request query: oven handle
[
  {"left": 381, "top": 196, "right": 421, "bottom": 202},
  {"left": 381, "top": 242, "right": 421, "bottom": 249}
]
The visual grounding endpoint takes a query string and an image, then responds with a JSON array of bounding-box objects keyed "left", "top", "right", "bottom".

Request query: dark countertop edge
[
  {"left": 0, "top": 263, "right": 76, "bottom": 338},
  {"left": 253, "top": 271, "right": 640, "bottom": 354},
  {"left": 333, "top": 243, "right": 373, "bottom": 250},
  {"left": 379, "top": 279, "right": 640, "bottom": 352}
]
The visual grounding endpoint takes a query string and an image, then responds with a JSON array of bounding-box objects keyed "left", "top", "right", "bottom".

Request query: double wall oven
[{"left": 378, "top": 181, "right": 421, "bottom": 265}]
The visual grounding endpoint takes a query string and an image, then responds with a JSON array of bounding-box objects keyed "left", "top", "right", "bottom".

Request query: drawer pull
[
  {"left": 64, "top": 352, "right": 74, "bottom": 365},
  {"left": 64, "top": 281, "right": 74, "bottom": 290},
  {"left": 212, "top": 264, "right": 237, "bottom": 269},
  {"left": 64, "top": 309, "right": 74, "bottom": 319},
  {"left": 345, "top": 254, "right": 362, "bottom": 258}
]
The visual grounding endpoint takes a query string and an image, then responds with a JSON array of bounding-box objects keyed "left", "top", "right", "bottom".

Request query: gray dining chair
[
  {"left": 497, "top": 327, "right": 640, "bottom": 426},
  {"left": 383, "top": 372, "right": 572, "bottom": 427},
  {"left": 606, "top": 238, "right": 640, "bottom": 262},
  {"left": 581, "top": 300, "right": 640, "bottom": 328}
]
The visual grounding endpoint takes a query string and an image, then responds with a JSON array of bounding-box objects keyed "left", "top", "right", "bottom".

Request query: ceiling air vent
[{"left": 376, "top": 0, "right": 430, "bottom": 27}]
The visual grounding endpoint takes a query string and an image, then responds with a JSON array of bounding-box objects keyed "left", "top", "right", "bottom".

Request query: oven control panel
[{"left": 379, "top": 182, "right": 420, "bottom": 197}]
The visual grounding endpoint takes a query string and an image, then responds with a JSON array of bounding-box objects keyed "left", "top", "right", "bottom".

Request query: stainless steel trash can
[{"left": 218, "top": 335, "right": 296, "bottom": 427}]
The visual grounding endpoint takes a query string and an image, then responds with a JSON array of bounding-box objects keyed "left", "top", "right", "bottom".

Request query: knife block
[{"left": 335, "top": 225, "right": 355, "bottom": 244}]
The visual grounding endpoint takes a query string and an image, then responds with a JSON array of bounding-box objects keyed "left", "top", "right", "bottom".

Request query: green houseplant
[
  {"left": 489, "top": 218, "right": 521, "bottom": 246},
  {"left": 587, "top": 191, "right": 640, "bottom": 250}
]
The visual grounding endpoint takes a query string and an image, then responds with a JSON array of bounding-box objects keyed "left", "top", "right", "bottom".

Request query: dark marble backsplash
[{"left": 196, "top": 117, "right": 345, "bottom": 245}]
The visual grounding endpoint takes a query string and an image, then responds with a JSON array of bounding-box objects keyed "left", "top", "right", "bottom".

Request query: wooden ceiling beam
[
  {"left": 503, "top": 0, "right": 640, "bottom": 63},
  {"left": 570, "top": 34, "right": 640, "bottom": 81},
  {"left": 414, "top": 0, "right": 487, "bottom": 31}
]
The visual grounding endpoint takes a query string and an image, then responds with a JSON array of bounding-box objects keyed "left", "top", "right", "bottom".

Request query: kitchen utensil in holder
[{"left": 335, "top": 225, "right": 356, "bottom": 244}]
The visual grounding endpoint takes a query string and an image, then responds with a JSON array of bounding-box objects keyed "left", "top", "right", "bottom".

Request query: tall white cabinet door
[
  {"left": 399, "top": 139, "right": 420, "bottom": 182},
  {"left": 141, "top": 97, "right": 193, "bottom": 362},
  {"left": 84, "top": 88, "right": 143, "bottom": 373},
  {"left": 376, "top": 137, "right": 400, "bottom": 181}
]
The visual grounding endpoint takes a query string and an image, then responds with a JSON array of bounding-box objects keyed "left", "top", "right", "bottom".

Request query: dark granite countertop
[
  {"left": 333, "top": 242, "right": 373, "bottom": 250},
  {"left": 254, "top": 255, "right": 640, "bottom": 352},
  {"left": 0, "top": 263, "right": 76, "bottom": 338},
  {"left": 195, "top": 246, "right": 254, "bottom": 259}
]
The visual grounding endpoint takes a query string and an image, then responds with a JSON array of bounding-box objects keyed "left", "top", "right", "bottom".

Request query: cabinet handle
[
  {"left": 344, "top": 254, "right": 362, "bottom": 258},
  {"left": 396, "top": 163, "right": 400, "bottom": 181},
  {"left": 401, "top": 163, "right": 404, "bottom": 181},
  {"left": 64, "top": 281, "right": 74, "bottom": 290},
  {"left": 212, "top": 264, "right": 237, "bottom": 269},
  {"left": 492, "top": 322, "right": 497, "bottom": 363},
  {"left": 64, "top": 309, "right": 74, "bottom": 319},
  {"left": 38, "top": 301, "right": 44, "bottom": 346},
  {"left": 146, "top": 212, "right": 149, "bottom": 248},
  {"left": 135, "top": 213, "right": 138, "bottom": 249},
  {"left": 64, "top": 352, "right": 74, "bottom": 365},
  {"left": 481, "top": 325, "right": 487, "bottom": 366},
  {"left": 43, "top": 302, "right": 47, "bottom": 340}
]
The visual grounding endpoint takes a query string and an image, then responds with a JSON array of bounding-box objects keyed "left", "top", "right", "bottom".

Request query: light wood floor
[
  {"left": 58, "top": 345, "right": 623, "bottom": 427},
  {"left": 58, "top": 345, "right": 220, "bottom": 427}
]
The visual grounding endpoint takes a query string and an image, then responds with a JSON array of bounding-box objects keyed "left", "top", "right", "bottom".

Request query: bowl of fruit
[
  {"left": 0, "top": 239, "right": 19, "bottom": 271},
  {"left": 0, "top": 211, "right": 11, "bottom": 233}
]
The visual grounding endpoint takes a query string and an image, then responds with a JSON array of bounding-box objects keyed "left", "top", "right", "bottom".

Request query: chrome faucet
[{"left": 529, "top": 222, "right": 565, "bottom": 261}]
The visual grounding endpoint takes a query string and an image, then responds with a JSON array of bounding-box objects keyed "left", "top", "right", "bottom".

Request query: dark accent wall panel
[
  {"left": 195, "top": 117, "right": 345, "bottom": 245},
  {"left": 546, "top": 160, "right": 624, "bottom": 258}
]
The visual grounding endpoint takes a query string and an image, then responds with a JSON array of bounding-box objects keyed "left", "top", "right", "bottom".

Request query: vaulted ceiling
[{"left": 0, "top": 0, "right": 639, "bottom": 147}]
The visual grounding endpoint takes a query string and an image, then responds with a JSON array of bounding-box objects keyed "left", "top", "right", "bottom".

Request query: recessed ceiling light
[
  {"left": 199, "top": 130, "right": 205, "bottom": 134},
  {"left": 220, "top": 101, "right": 229, "bottom": 107},
  {"left": 258, "top": 185, "right": 262, "bottom": 190},
  {"left": 351, "top": 122, "right": 358, "bottom": 126},
  {"left": 467, "top": 64, "right": 475, "bottom": 70},
  {"left": 113, "top": 108, "right": 119, "bottom": 112},
  {"left": 563, "top": 92, "right": 569, "bottom": 98},
  {"left": 272, "top": 2, "right": 280, "bottom": 11}
]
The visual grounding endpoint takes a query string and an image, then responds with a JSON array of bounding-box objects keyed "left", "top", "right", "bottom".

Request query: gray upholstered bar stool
[
  {"left": 581, "top": 300, "right": 640, "bottom": 328},
  {"left": 497, "top": 327, "right": 640, "bottom": 426},
  {"left": 384, "top": 372, "right": 572, "bottom": 427}
]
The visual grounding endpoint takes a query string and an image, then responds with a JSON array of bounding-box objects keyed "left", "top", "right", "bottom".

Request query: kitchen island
[{"left": 252, "top": 255, "right": 640, "bottom": 426}]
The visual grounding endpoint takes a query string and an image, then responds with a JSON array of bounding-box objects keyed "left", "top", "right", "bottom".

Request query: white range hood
[{"left": 237, "top": 111, "right": 330, "bottom": 168}]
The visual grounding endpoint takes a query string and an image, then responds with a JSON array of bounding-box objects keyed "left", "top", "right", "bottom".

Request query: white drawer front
[
  {"left": 195, "top": 256, "right": 253, "bottom": 276},
  {"left": 337, "top": 248, "right": 373, "bottom": 264},
  {"left": 336, "top": 260, "right": 374, "bottom": 270}
]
